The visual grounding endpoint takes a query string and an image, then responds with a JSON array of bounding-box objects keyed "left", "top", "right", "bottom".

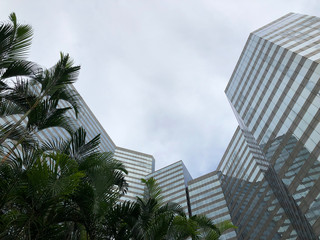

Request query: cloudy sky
[{"left": 1, "top": 0, "right": 320, "bottom": 178}]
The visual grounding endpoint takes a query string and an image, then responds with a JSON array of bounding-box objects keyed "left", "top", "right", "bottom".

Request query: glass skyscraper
[
  {"left": 220, "top": 12, "right": 320, "bottom": 239},
  {"left": 188, "top": 171, "right": 237, "bottom": 239},
  {"left": 114, "top": 146, "right": 155, "bottom": 201},
  {"left": 147, "top": 161, "right": 192, "bottom": 214}
]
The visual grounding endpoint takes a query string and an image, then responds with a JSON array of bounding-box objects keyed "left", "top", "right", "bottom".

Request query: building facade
[
  {"left": 220, "top": 12, "right": 320, "bottom": 239},
  {"left": 114, "top": 146, "right": 155, "bottom": 201},
  {"left": 146, "top": 161, "right": 192, "bottom": 214},
  {"left": 188, "top": 171, "right": 237, "bottom": 240},
  {"left": 150, "top": 12, "right": 320, "bottom": 239}
]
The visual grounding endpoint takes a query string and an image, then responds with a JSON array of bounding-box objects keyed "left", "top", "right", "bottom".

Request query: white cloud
[{"left": 1, "top": 0, "right": 319, "bottom": 178}]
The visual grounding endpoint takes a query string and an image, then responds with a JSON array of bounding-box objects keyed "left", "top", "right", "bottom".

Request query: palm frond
[
  {"left": 141, "top": 177, "right": 164, "bottom": 203},
  {"left": 33, "top": 53, "right": 80, "bottom": 96},
  {"left": 0, "top": 121, "right": 34, "bottom": 144},
  {"left": 41, "top": 137, "right": 70, "bottom": 154},
  {"left": 80, "top": 152, "right": 128, "bottom": 197},
  {"left": 158, "top": 201, "right": 185, "bottom": 217},
  {"left": 3, "top": 79, "right": 38, "bottom": 111},
  {"left": 5, "top": 143, "right": 40, "bottom": 170},
  {"left": 1, "top": 59, "right": 38, "bottom": 80},
  {"left": 102, "top": 201, "right": 140, "bottom": 239},
  {"left": 69, "top": 127, "right": 101, "bottom": 161},
  {"left": 0, "top": 12, "right": 33, "bottom": 63},
  {"left": 0, "top": 100, "right": 24, "bottom": 117},
  {"left": 27, "top": 99, "right": 76, "bottom": 134},
  {"left": 51, "top": 85, "right": 80, "bottom": 118}
]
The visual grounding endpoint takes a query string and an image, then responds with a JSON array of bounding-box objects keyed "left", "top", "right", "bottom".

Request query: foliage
[
  {"left": 0, "top": 13, "right": 236, "bottom": 240},
  {"left": 0, "top": 12, "right": 80, "bottom": 149},
  {"left": 105, "top": 178, "right": 236, "bottom": 240},
  {"left": 0, "top": 13, "right": 128, "bottom": 240}
]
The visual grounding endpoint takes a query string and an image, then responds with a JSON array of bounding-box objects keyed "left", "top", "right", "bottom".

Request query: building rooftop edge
[
  {"left": 188, "top": 170, "right": 221, "bottom": 185},
  {"left": 251, "top": 12, "right": 295, "bottom": 35},
  {"left": 71, "top": 84, "right": 117, "bottom": 148},
  {"left": 115, "top": 146, "right": 155, "bottom": 160},
  {"left": 147, "top": 160, "right": 184, "bottom": 175}
]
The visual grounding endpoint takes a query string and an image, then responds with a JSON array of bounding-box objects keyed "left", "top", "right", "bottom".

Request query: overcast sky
[{"left": 1, "top": 1, "right": 320, "bottom": 178}]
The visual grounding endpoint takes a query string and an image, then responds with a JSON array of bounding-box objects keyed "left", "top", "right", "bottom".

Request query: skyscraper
[
  {"left": 114, "top": 146, "right": 155, "bottom": 201},
  {"left": 188, "top": 171, "right": 237, "bottom": 240},
  {"left": 220, "top": 12, "right": 320, "bottom": 239},
  {"left": 146, "top": 160, "right": 192, "bottom": 214}
]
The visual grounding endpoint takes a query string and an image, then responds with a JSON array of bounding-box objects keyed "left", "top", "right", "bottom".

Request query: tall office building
[
  {"left": 146, "top": 161, "right": 192, "bottom": 214},
  {"left": 114, "top": 146, "right": 155, "bottom": 201},
  {"left": 220, "top": 12, "right": 320, "bottom": 239},
  {"left": 188, "top": 172, "right": 237, "bottom": 240}
]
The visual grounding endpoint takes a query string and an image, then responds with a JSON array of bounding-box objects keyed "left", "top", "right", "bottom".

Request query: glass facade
[
  {"left": 188, "top": 172, "right": 237, "bottom": 240},
  {"left": 146, "top": 161, "right": 192, "bottom": 214},
  {"left": 221, "top": 13, "right": 320, "bottom": 239},
  {"left": 114, "top": 147, "right": 155, "bottom": 201}
]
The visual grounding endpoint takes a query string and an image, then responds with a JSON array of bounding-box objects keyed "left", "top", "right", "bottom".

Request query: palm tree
[
  {"left": 105, "top": 178, "right": 236, "bottom": 240},
  {"left": 0, "top": 14, "right": 128, "bottom": 240},
  {"left": 0, "top": 13, "right": 81, "bottom": 148},
  {"left": 0, "top": 128, "right": 128, "bottom": 240},
  {"left": 103, "top": 178, "right": 185, "bottom": 240},
  {"left": 102, "top": 200, "right": 141, "bottom": 239},
  {"left": 132, "top": 178, "right": 186, "bottom": 240},
  {"left": 170, "top": 215, "right": 236, "bottom": 240},
  {"left": 0, "top": 146, "right": 85, "bottom": 239},
  {"left": 0, "top": 12, "right": 34, "bottom": 79},
  {"left": 0, "top": 13, "right": 130, "bottom": 240},
  {"left": 41, "top": 128, "right": 128, "bottom": 240},
  {"left": 0, "top": 12, "right": 36, "bottom": 147},
  {"left": 0, "top": 53, "right": 81, "bottom": 148}
]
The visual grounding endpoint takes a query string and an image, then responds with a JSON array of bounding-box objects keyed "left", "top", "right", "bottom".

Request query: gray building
[
  {"left": 114, "top": 146, "right": 155, "bottom": 201},
  {"left": 61, "top": 12, "right": 320, "bottom": 239},
  {"left": 146, "top": 160, "right": 192, "bottom": 214},
  {"left": 221, "top": 12, "right": 320, "bottom": 239},
  {"left": 188, "top": 172, "right": 237, "bottom": 240}
]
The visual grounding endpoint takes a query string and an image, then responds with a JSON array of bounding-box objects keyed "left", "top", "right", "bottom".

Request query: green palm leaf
[
  {"left": 33, "top": 53, "right": 80, "bottom": 96},
  {"left": 27, "top": 99, "right": 76, "bottom": 134},
  {"left": 0, "top": 12, "right": 32, "bottom": 64},
  {"left": 1, "top": 59, "right": 37, "bottom": 80}
]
